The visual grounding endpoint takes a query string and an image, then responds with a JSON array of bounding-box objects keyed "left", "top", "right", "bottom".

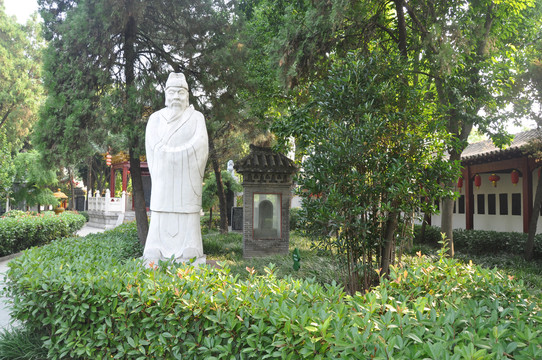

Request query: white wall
[{"left": 429, "top": 170, "right": 541, "bottom": 233}]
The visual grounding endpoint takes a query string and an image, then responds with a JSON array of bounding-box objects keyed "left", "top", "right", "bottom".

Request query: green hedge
[
  {"left": 0, "top": 211, "right": 86, "bottom": 257},
  {"left": 4, "top": 225, "right": 541, "bottom": 359},
  {"left": 414, "top": 225, "right": 542, "bottom": 259}
]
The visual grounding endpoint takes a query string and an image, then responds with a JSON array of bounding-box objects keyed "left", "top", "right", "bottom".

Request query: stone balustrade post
[{"left": 121, "top": 191, "right": 126, "bottom": 213}]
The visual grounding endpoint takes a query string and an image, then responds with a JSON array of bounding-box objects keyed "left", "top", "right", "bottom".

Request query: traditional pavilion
[
  {"left": 430, "top": 129, "right": 542, "bottom": 233},
  {"left": 107, "top": 151, "right": 151, "bottom": 210}
]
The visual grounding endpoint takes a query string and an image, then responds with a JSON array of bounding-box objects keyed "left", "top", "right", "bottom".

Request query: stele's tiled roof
[
  {"left": 461, "top": 128, "right": 540, "bottom": 162},
  {"left": 234, "top": 144, "right": 297, "bottom": 174}
]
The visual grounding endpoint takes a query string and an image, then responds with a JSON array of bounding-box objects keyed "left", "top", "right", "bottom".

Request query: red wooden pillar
[
  {"left": 464, "top": 166, "right": 474, "bottom": 230},
  {"left": 110, "top": 166, "right": 116, "bottom": 196},
  {"left": 122, "top": 165, "right": 129, "bottom": 192},
  {"left": 522, "top": 158, "right": 533, "bottom": 233}
]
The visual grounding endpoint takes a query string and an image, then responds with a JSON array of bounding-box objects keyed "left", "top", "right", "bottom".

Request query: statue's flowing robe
[{"left": 143, "top": 107, "right": 208, "bottom": 261}]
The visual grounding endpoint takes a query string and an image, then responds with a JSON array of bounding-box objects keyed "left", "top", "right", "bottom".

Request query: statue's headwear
[{"left": 166, "top": 73, "right": 188, "bottom": 90}]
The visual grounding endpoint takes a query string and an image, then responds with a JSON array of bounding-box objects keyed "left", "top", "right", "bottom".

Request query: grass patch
[
  {"left": 203, "top": 230, "right": 339, "bottom": 284},
  {"left": 0, "top": 327, "right": 48, "bottom": 360}
]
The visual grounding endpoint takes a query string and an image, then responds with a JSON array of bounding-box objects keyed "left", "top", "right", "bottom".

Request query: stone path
[{"left": 0, "top": 224, "right": 106, "bottom": 331}]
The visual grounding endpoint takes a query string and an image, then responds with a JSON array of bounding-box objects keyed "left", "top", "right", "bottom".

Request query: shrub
[
  {"left": 414, "top": 225, "right": 542, "bottom": 259},
  {"left": 4, "top": 230, "right": 541, "bottom": 359},
  {"left": 79, "top": 211, "right": 90, "bottom": 222},
  {"left": 289, "top": 207, "right": 301, "bottom": 231},
  {"left": 413, "top": 224, "right": 442, "bottom": 245},
  {"left": 0, "top": 211, "right": 86, "bottom": 257},
  {"left": 200, "top": 214, "right": 220, "bottom": 234}
]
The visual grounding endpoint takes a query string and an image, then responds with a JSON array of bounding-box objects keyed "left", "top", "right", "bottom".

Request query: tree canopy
[{"left": 0, "top": 2, "right": 44, "bottom": 148}]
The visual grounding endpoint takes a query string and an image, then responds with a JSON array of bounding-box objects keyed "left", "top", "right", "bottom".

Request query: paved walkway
[{"left": 0, "top": 224, "right": 106, "bottom": 330}]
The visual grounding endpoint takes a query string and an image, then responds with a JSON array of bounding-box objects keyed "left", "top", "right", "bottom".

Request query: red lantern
[
  {"left": 106, "top": 153, "right": 112, "bottom": 166},
  {"left": 457, "top": 177, "right": 463, "bottom": 192},
  {"left": 474, "top": 174, "right": 481, "bottom": 189},
  {"left": 511, "top": 170, "right": 519, "bottom": 186},
  {"left": 489, "top": 173, "right": 500, "bottom": 187}
]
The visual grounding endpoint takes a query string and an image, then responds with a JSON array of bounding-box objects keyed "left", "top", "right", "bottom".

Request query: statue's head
[{"left": 165, "top": 73, "right": 189, "bottom": 111}]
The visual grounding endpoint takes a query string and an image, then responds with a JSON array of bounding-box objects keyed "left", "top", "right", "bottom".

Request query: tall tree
[
  {"left": 400, "top": 0, "right": 541, "bottom": 255},
  {"left": 0, "top": 2, "right": 44, "bottom": 147},
  {"left": 518, "top": 54, "right": 542, "bottom": 260},
  {"left": 11, "top": 150, "right": 58, "bottom": 209},
  {"left": 36, "top": 0, "right": 252, "bottom": 241},
  {"left": 252, "top": 0, "right": 542, "bottom": 256},
  {"left": 0, "top": 129, "right": 15, "bottom": 209},
  {"left": 274, "top": 52, "right": 457, "bottom": 291}
]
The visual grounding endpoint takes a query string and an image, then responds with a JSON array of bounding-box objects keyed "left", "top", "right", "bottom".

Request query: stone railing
[{"left": 88, "top": 189, "right": 126, "bottom": 213}]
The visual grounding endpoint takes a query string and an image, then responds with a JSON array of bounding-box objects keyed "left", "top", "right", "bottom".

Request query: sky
[{"left": 3, "top": 0, "right": 39, "bottom": 24}]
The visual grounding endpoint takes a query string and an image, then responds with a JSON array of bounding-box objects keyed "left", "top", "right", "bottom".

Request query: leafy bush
[
  {"left": 200, "top": 213, "right": 220, "bottom": 234},
  {"left": 79, "top": 211, "right": 90, "bottom": 222},
  {"left": 413, "top": 224, "right": 443, "bottom": 245},
  {"left": 289, "top": 207, "right": 301, "bottom": 231},
  {"left": 414, "top": 225, "right": 542, "bottom": 259},
  {"left": 4, "top": 229, "right": 541, "bottom": 359},
  {"left": 0, "top": 211, "right": 86, "bottom": 257}
]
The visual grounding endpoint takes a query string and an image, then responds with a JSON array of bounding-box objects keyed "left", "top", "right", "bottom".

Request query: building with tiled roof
[{"left": 430, "top": 129, "right": 541, "bottom": 233}]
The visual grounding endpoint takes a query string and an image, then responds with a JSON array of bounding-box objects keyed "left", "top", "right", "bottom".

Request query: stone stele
[{"left": 142, "top": 72, "right": 209, "bottom": 266}]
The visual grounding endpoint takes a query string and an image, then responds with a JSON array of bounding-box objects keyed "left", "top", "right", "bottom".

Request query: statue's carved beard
[{"left": 165, "top": 98, "right": 189, "bottom": 113}]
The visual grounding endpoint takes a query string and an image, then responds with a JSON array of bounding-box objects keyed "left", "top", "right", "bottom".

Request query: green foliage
[
  {"left": 11, "top": 150, "right": 59, "bottom": 207},
  {"left": 273, "top": 51, "right": 458, "bottom": 292},
  {"left": 289, "top": 207, "right": 301, "bottom": 231},
  {"left": 414, "top": 225, "right": 542, "bottom": 259},
  {"left": 200, "top": 214, "right": 221, "bottom": 234},
  {"left": 0, "top": 130, "right": 15, "bottom": 204},
  {"left": 0, "top": 5, "right": 44, "bottom": 145},
  {"left": 202, "top": 170, "right": 242, "bottom": 211},
  {"left": 0, "top": 211, "right": 86, "bottom": 257},
  {"left": 79, "top": 211, "right": 89, "bottom": 222},
  {"left": 4, "top": 226, "right": 541, "bottom": 359}
]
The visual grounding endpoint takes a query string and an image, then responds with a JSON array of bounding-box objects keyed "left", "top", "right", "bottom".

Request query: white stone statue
[
  {"left": 143, "top": 72, "right": 209, "bottom": 265},
  {"left": 227, "top": 160, "right": 234, "bottom": 175}
]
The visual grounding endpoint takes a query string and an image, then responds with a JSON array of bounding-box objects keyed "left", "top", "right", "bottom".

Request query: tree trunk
[
  {"left": 381, "top": 212, "right": 399, "bottom": 277},
  {"left": 125, "top": 2, "right": 148, "bottom": 245},
  {"left": 394, "top": 0, "right": 408, "bottom": 59},
  {"left": 525, "top": 174, "right": 542, "bottom": 260},
  {"left": 209, "top": 136, "right": 228, "bottom": 234},
  {"left": 86, "top": 157, "right": 93, "bottom": 211},
  {"left": 420, "top": 212, "right": 431, "bottom": 243},
  {"left": 68, "top": 167, "right": 75, "bottom": 210},
  {"left": 129, "top": 149, "right": 149, "bottom": 246},
  {"left": 209, "top": 207, "right": 213, "bottom": 229},
  {"left": 440, "top": 150, "right": 462, "bottom": 257},
  {"left": 440, "top": 197, "right": 455, "bottom": 256}
]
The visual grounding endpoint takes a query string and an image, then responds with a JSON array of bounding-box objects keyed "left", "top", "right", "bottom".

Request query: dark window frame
[
  {"left": 458, "top": 195, "right": 465, "bottom": 214},
  {"left": 499, "top": 193, "right": 508, "bottom": 215},
  {"left": 477, "top": 194, "right": 485, "bottom": 214},
  {"left": 488, "top": 194, "right": 496, "bottom": 215},
  {"left": 512, "top": 193, "right": 521, "bottom": 216}
]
